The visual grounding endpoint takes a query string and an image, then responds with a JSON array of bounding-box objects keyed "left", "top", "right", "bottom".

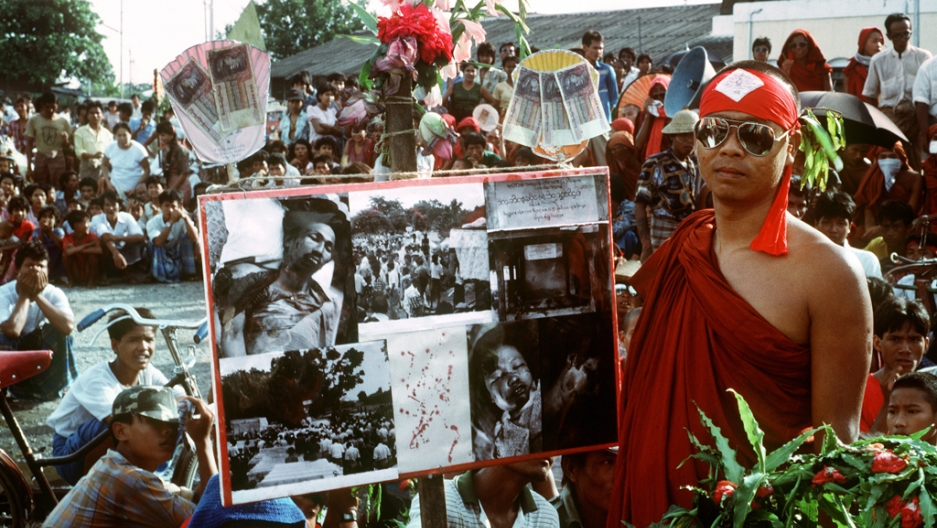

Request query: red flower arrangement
[
  {"left": 872, "top": 449, "right": 909, "bottom": 474},
  {"left": 811, "top": 466, "right": 847, "bottom": 486},
  {"left": 377, "top": 3, "right": 453, "bottom": 66},
  {"left": 886, "top": 495, "right": 924, "bottom": 528}
]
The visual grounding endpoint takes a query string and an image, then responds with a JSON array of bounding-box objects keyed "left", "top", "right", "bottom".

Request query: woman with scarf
[
  {"left": 777, "top": 29, "right": 833, "bottom": 92},
  {"left": 634, "top": 76, "right": 671, "bottom": 160},
  {"left": 843, "top": 27, "right": 885, "bottom": 97},
  {"left": 854, "top": 141, "right": 922, "bottom": 240}
]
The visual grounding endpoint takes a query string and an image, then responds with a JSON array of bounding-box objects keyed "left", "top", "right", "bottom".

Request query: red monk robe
[{"left": 607, "top": 210, "right": 812, "bottom": 527}]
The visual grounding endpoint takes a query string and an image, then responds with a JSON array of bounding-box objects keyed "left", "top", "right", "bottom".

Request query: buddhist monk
[{"left": 607, "top": 61, "right": 872, "bottom": 527}]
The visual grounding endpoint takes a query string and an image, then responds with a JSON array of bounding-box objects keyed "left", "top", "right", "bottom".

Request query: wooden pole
[
  {"left": 386, "top": 76, "right": 418, "bottom": 176},
  {"left": 418, "top": 475, "right": 448, "bottom": 528}
]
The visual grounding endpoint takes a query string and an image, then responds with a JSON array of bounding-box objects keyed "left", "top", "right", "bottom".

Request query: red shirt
[
  {"left": 11, "top": 220, "right": 34, "bottom": 241},
  {"left": 860, "top": 372, "right": 884, "bottom": 433}
]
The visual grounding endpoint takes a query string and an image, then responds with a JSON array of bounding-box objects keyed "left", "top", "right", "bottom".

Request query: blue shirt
[
  {"left": 593, "top": 60, "right": 618, "bottom": 122},
  {"left": 128, "top": 116, "right": 156, "bottom": 145}
]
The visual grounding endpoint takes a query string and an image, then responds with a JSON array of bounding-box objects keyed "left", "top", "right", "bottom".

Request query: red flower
[
  {"left": 872, "top": 450, "right": 908, "bottom": 474},
  {"left": 886, "top": 496, "right": 924, "bottom": 528},
  {"left": 755, "top": 483, "right": 773, "bottom": 499},
  {"left": 398, "top": 479, "right": 412, "bottom": 491},
  {"left": 713, "top": 480, "right": 737, "bottom": 505},
  {"left": 376, "top": 3, "right": 453, "bottom": 65},
  {"left": 811, "top": 466, "right": 847, "bottom": 486}
]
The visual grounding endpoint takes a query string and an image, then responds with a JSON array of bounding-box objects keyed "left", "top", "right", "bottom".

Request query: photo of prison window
[{"left": 488, "top": 224, "right": 612, "bottom": 321}]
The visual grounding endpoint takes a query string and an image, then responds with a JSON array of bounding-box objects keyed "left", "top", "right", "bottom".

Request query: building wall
[{"left": 732, "top": 0, "right": 937, "bottom": 63}]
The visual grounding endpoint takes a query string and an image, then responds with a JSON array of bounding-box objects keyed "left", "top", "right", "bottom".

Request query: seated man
[
  {"left": 46, "top": 307, "right": 174, "bottom": 484},
  {"left": 62, "top": 210, "right": 102, "bottom": 288},
  {"left": 42, "top": 386, "right": 217, "bottom": 528},
  {"left": 554, "top": 449, "right": 617, "bottom": 528},
  {"left": 861, "top": 296, "right": 930, "bottom": 433},
  {"left": 462, "top": 132, "right": 503, "bottom": 168},
  {"left": 406, "top": 458, "right": 559, "bottom": 528},
  {"left": 813, "top": 191, "right": 883, "bottom": 278},
  {"left": 887, "top": 372, "right": 937, "bottom": 444},
  {"left": 90, "top": 190, "right": 146, "bottom": 284},
  {"left": 146, "top": 189, "right": 200, "bottom": 283},
  {"left": 0, "top": 240, "right": 76, "bottom": 401}
]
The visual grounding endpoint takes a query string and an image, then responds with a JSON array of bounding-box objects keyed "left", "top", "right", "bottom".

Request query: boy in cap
[{"left": 44, "top": 385, "right": 217, "bottom": 528}]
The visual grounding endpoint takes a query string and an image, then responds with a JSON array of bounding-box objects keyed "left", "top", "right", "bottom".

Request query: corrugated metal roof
[{"left": 271, "top": 3, "right": 729, "bottom": 81}]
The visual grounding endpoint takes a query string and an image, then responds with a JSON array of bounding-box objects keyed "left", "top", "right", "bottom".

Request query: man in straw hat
[
  {"left": 634, "top": 108, "right": 702, "bottom": 261},
  {"left": 608, "top": 61, "right": 872, "bottom": 527}
]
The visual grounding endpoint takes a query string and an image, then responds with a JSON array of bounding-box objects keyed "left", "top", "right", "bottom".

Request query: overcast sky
[{"left": 91, "top": 0, "right": 716, "bottom": 91}]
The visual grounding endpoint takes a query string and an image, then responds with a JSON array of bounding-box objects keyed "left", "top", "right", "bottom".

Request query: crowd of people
[
  {"left": 226, "top": 408, "right": 396, "bottom": 491},
  {"left": 3, "top": 6, "right": 937, "bottom": 528}
]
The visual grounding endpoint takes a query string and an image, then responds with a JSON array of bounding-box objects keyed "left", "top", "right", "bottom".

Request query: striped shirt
[{"left": 42, "top": 449, "right": 195, "bottom": 527}]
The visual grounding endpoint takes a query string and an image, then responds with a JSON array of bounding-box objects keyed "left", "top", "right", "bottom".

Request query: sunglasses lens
[
  {"left": 696, "top": 118, "right": 729, "bottom": 149},
  {"left": 738, "top": 123, "right": 777, "bottom": 156}
]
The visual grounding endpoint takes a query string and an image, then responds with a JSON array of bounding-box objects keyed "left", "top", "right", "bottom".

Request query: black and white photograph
[
  {"left": 347, "top": 184, "right": 493, "bottom": 330},
  {"left": 166, "top": 60, "right": 211, "bottom": 107},
  {"left": 467, "top": 321, "right": 541, "bottom": 461},
  {"left": 219, "top": 341, "right": 397, "bottom": 503},
  {"left": 488, "top": 224, "right": 613, "bottom": 321},
  {"left": 538, "top": 313, "right": 617, "bottom": 452},
  {"left": 207, "top": 194, "right": 357, "bottom": 358},
  {"left": 557, "top": 63, "right": 592, "bottom": 98},
  {"left": 208, "top": 43, "right": 252, "bottom": 83}
]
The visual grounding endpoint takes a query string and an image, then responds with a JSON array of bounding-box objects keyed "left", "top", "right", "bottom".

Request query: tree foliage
[
  {"left": 352, "top": 196, "right": 471, "bottom": 235},
  {"left": 0, "top": 0, "right": 114, "bottom": 88},
  {"left": 253, "top": 0, "right": 368, "bottom": 61}
]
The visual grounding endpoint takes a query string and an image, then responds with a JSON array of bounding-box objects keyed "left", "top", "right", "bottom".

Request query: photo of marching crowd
[
  {"left": 348, "top": 183, "right": 492, "bottom": 324},
  {"left": 218, "top": 340, "right": 396, "bottom": 502}
]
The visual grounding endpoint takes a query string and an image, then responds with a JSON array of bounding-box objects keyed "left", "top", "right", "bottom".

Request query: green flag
[{"left": 226, "top": 0, "right": 266, "bottom": 50}]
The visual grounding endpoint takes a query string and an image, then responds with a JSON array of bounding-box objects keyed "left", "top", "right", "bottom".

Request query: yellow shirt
[
  {"left": 74, "top": 124, "right": 114, "bottom": 159},
  {"left": 492, "top": 81, "right": 514, "bottom": 113}
]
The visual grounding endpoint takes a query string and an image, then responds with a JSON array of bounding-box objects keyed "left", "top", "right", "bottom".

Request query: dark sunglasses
[
  {"left": 890, "top": 30, "right": 912, "bottom": 39},
  {"left": 788, "top": 41, "right": 808, "bottom": 49},
  {"left": 694, "top": 117, "right": 791, "bottom": 157},
  {"left": 753, "top": 46, "right": 769, "bottom": 53}
]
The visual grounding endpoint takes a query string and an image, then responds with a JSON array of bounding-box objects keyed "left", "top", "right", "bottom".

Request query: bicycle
[{"left": 0, "top": 304, "right": 209, "bottom": 527}]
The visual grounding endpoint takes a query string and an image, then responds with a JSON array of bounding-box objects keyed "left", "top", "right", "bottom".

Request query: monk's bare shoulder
[{"left": 786, "top": 219, "right": 868, "bottom": 303}]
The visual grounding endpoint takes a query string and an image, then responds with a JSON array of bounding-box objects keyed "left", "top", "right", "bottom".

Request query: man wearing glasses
[
  {"left": 863, "top": 13, "right": 933, "bottom": 164},
  {"left": 607, "top": 61, "right": 872, "bottom": 527}
]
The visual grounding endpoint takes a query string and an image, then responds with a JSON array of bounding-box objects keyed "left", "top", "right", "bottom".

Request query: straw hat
[{"left": 661, "top": 109, "right": 699, "bottom": 135}]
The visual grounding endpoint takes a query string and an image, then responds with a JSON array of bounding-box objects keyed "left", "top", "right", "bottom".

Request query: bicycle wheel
[
  {"left": 170, "top": 444, "right": 198, "bottom": 490},
  {"left": 0, "top": 450, "right": 32, "bottom": 528}
]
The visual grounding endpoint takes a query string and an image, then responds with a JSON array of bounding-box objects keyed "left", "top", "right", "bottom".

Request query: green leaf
[
  {"left": 730, "top": 390, "right": 766, "bottom": 473},
  {"left": 922, "top": 484, "right": 936, "bottom": 528},
  {"left": 797, "top": 496, "right": 820, "bottom": 523},
  {"left": 349, "top": 1, "right": 379, "bottom": 35},
  {"left": 469, "top": 0, "right": 485, "bottom": 18},
  {"left": 732, "top": 472, "right": 765, "bottom": 528},
  {"left": 495, "top": 4, "right": 530, "bottom": 33},
  {"left": 697, "top": 405, "right": 745, "bottom": 484},
  {"left": 817, "top": 492, "right": 856, "bottom": 528},
  {"left": 340, "top": 33, "right": 380, "bottom": 46},
  {"left": 904, "top": 468, "right": 925, "bottom": 499},
  {"left": 746, "top": 510, "right": 784, "bottom": 528},
  {"left": 765, "top": 427, "right": 822, "bottom": 472}
]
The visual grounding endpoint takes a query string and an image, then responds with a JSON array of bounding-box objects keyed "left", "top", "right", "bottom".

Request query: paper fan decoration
[
  {"left": 502, "top": 49, "right": 609, "bottom": 162},
  {"left": 472, "top": 104, "right": 500, "bottom": 132},
  {"left": 617, "top": 73, "right": 671, "bottom": 116}
]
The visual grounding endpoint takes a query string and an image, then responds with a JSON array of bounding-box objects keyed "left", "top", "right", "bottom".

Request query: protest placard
[{"left": 200, "top": 167, "right": 618, "bottom": 505}]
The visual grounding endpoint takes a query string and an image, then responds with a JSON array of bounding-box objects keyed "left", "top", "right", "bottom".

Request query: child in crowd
[
  {"left": 45, "top": 308, "right": 170, "bottom": 482},
  {"left": 62, "top": 210, "right": 101, "bottom": 288},
  {"left": 342, "top": 126, "right": 373, "bottom": 167},
  {"left": 141, "top": 175, "right": 163, "bottom": 225},
  {"left": 55, "top": 170, "right": 80, "bottom": 215},
  {"left": 0, "top": 172, "right": 20, "bottom": 218},
  {"left": 87, "top": 196, "right": 103, "bottom": 219},
  {"left": 146, "top": 189, "right": 200, "bottom": 283},
  {"left": 8, "top": 195, "right": 34, "bottom": 241},
  {"left": 887, "top": 372, "right": 937, "bottom": 445},
  {"left": 42, "top": 385, "right": 217, "bottom": 527},
  {"left": 0, "top": 221, "right": 19, "bottom": 280},
  {"left": 862, "top": 296, "right": 931, "bottom": 433},
  {"left": 78, "top": 176, "right": 97, "bottom": 205},
  {"left": 32, "top": 205, "right": 64, "bottom": 281},
  {"left": 23, "top": 183, "right": 47, "bottom": 225},
  {"left": 314, "top": 136, "right": 341, "bottom": 170},
  {"left": 311, "top": 155, "right": 332, "bottom": 178}
]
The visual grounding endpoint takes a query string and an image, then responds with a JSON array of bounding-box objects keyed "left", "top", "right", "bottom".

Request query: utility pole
[{"left": 120, "top": 0, "right": 124, "bottom": 98}]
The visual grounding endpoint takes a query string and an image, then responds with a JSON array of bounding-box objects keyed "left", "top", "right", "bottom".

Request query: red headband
[{"left": 699, "top": 68, "right": 800, "bottom": 256}]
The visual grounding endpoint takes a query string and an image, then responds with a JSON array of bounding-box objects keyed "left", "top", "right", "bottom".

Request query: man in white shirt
[
  {"left": 90, "top": 191, "right": 146, "bottom": 283},
  {"left": 863, "top": 13, "right": 933, "bottom": 161},
  {"left": 913, "top": 54, "right": 937, "bottom": 154},
  {"left": 46, "top": 307, "right": 179, "bottom": 484},
  {"left": 813, "top": 191, "right": 883, "bottom": 279},
  {"left": 146, "top": 189, "right": 200, "bottom": 283},
  {"left": 0, "top": 241, "right": 76, "bottom": 401}
]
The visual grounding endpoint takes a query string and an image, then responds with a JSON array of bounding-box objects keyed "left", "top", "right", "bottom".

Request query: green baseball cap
[{"left": 112, "top": 385, "right": 179, "bottom": 423}]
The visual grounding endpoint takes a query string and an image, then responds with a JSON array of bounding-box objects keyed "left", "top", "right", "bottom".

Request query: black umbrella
[
  {"left": 658, "top": 48, "right": 726, "bottom": 73},
  {"left": 799, "top": 91, "right": 908, "bottom": 149}
]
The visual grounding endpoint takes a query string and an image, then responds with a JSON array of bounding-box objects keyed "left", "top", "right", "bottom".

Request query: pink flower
[
  {"left": 435, "top": 0, "right": 452, "bottom": 12},
  {"left": 484, "top": 0, "right": 500, "bottom": 15},
  {"left": 453, "top": 19, "right": 486, "bottom": 63},
  {"left": 432, "top": 139, "right": 453, "bottom": 160},
  {"left": 424, "top": 85, "right": 443, "bottom": 108},
  {"left": 440, "top": 62, "right": 459, "bottom": 81},
  {"left": 374, "top": 36, "right": 418, "bottom": 74}
]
